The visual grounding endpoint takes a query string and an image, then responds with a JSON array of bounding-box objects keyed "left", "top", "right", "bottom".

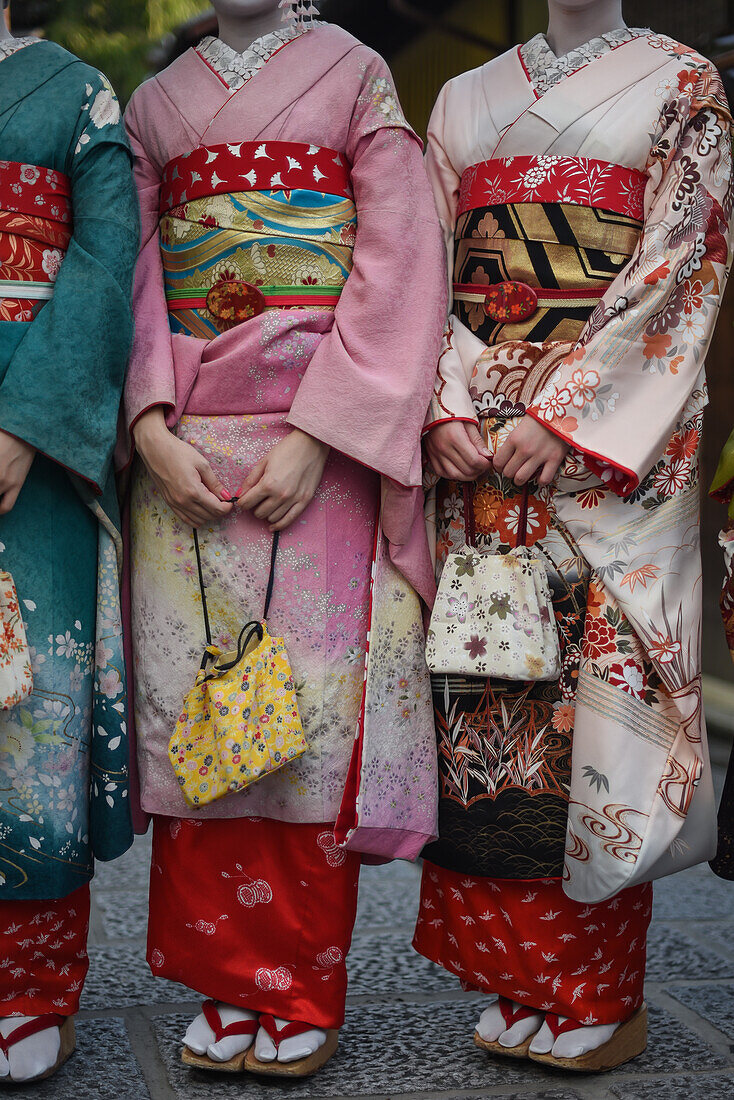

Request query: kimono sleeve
[
  {"left": 286, "top": 53, "right": 447, "bottom": 488},
  {"left": 527, "top": 64, "right": 734, "bottom": 496},
  {"left": 423, "top": 81, "right": 483, "bottom": 432},
  {"left": 0, "top": 70, "right": 139, "bottom": 493},
  {"left": 121, "top": 90, "right": 176, "bottom": 446}
]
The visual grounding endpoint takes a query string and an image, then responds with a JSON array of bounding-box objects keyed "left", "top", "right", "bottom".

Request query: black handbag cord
[{"left": 193, "top": 525, "right": 280, "bottom": 648}]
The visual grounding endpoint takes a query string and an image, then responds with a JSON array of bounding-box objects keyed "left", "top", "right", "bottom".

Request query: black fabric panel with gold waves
[
  {"left": 453, "top": 202, "right": 642, "bottom": 346},
  {"left": 422, "top": 479, "right": 591, "bottom": 880}
]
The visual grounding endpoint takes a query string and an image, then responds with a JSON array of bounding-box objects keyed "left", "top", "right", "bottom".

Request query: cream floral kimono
[{"left": 425, "top": 28, "right": 734, "bottom": 902}]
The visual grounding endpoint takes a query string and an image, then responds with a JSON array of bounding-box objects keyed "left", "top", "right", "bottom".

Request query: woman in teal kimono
[{"left": 0, "top": 17, "right": 138, "bottom": 1083}]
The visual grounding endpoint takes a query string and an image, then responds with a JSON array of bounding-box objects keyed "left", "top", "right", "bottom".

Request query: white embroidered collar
[
  {"left": 0, "top": 36, "right": 41, "bottom": 62},
  {"left": 196, "top": 23, "right": 320, "bottom": 92},
  {"left": 521, "top": 27, "right": 650, "bottom": 97}
]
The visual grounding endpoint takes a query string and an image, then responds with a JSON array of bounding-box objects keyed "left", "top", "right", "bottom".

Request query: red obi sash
[
  {"left": 160, "top": 140, "right": 353, "bottom": 216},
  {"left": 0, "top": 160, "right": 72, "bottom": 322},
  {"left": 458, "top": 155, "right": 647, "bottom": 221}
]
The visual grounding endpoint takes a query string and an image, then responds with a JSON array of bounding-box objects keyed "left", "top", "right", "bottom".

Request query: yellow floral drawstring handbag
[
  {"left": 0, "top": 571, "right": 33, "bottom": 709},
  {"left": 168, "top": 529, "right": 308, "bottom": 808}
]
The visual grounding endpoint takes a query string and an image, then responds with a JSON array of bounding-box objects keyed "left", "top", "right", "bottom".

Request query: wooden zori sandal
[
  {"left": 473, "top": 996, "right": 541, "bottom": 1059},
  {"left": 181, "top": 1000, "right": 257, "bottom": 1072},
  {"left": 0, "top": 1014, "right": 75, "bottom": 1084},
  {"left": 528, "top": 1004, "right": 648, "bottom": 1072},
  {"left": 244, "top": 1014, "right": 339, "bottom": 1077}
]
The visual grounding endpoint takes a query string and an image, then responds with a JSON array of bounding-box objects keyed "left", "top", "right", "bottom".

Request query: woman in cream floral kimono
[{"left": 413, "top": 0, "right": 733, "bottom": 1072}]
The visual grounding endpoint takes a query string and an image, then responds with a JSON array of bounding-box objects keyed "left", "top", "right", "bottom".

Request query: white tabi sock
[
  {"left": 183, "top": 1002, "right": 258, "bottom": 1062},
  {"left": 254, "top": 1016, "right": 327, "bottom": 1063},
  {"left": 529, "top": 1016, "right": 620, "bottom": 1058},
  {"left": 0, "top": 1016, "right": 61, "bottom": 1083},
  {"left": 476, "top": 997, "right": 544, "bottom": 1048}
]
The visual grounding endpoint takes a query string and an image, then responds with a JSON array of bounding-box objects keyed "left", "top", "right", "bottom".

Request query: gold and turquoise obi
[{"left": 159, "top": 140, "right": 356, "bottom": 339}]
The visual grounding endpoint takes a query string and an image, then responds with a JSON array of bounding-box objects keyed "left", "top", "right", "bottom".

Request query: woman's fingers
[
  {"left": 238, "top": 478, "right": 273, "bottom": 512},
  {"left": 491, "top": 437, "right": 513, "bottom": 474},
  {"left": 197, "top": 459, "right": 231, "bottom": 503},
  {"left": 0, "top": 487, "right": 20, "bottom": 517},
  {"left": 450, "top": 431, "right": 491, "bottom": 477},
  {"left": 464, "top": 422, "right": 492, "bottom": 460},
  {"left": 426, "top": 441, "right": 475, "bottom": 481},
  {"left": 253, "top": 496, "right": 281, "bottom": 520},
  {"left": 266, "top": 498, "right": 298, "bottom": 525},
  {"left": 511, "top": 458, "right": 541, "bottom": 487},
  {"left": 538, "top": 457, "right": 562, "bottom": 487},
  {"left": 270, "top": 499, "right": 308, "bottom": 532},
  {"left": 443, "top": 449, "right": 478, "bottom": 480},
  {"left": 434, "top": 456, "right": 471, "bottom": 481},
  {"left": 236, "top": 458, "right": 267, "bottom": 503}
]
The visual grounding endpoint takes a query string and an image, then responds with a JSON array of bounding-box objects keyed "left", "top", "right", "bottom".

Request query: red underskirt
[
  {"left": 148, "top": 816, "right": 361, "bottom": 1029},
  {"left": 413, "top": 862, "right": 652, "bottom": 1025},
  {"left": 0, "top": 885, "right": 90, "bottom": 1017}
]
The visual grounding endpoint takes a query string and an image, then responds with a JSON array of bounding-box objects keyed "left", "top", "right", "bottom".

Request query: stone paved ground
[{"left": 17, "top": 757, "right": 734, "bottom": 1100}]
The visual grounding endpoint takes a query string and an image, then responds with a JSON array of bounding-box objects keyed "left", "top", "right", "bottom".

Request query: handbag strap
[
  {"left": 463, "top": 483, "right": 477, "bottom": 548},
  {"left": 516, "top": 485, "right": 529, "bottom": 548},
  {"left": 193, "top": 526, "right": 280, "bottom": 647},
  {"left": 463, "top": 481, "right": 529, "bottom": 548}
]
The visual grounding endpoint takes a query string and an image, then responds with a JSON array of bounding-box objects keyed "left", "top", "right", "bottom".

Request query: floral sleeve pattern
[
  {"left": 527, "top": 58, "right": 734, "bottom": 496},
  {"left": 74, "top": 71, "right": 124, "bottom": 158},
  {"left": 350, "top": 53, "right": 414, "bottom": 143}
]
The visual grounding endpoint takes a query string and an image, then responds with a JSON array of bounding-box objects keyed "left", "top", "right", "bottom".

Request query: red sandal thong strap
[
  {"left": 544, "top": 1013, "right": 585, "bottom": 1040},
  {"left": 0, "top": 1013, "right": 65, "bottom": 1057},
  {"left": 497, "top": 996, "right": 540, "bottom": 1030},
  {"left": 257, "top": 1014, "right": 317, "bottom": 1050},
  {"left": 201, "top": 1000, "right": 258, "bottom": 1042}
]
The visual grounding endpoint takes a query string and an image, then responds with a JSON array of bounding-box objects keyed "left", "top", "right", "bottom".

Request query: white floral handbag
[
  {"left": 426, "top": 486, "right": 561, "bottom": 681},
  {"left": 0, "top": 571, "right": 33, "bottom": 709}
]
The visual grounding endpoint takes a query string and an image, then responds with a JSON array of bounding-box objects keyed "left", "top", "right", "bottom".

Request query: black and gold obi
[{"left": 452, "top": 154, "right": 646, "bottom": 347}]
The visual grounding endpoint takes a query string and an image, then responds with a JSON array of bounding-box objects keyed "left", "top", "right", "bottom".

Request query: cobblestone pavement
[{"left": 17, "top": 759, "right": 734, "bottom": 1100}]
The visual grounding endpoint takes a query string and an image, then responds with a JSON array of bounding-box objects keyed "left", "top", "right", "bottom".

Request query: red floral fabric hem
[
  {"left": 413, "top": 863, "right": 652, "bottom": 1025},
  {"left": 148, "top": 816, "right": 360, "bottom": 1029},
  {"left": 0, "top": 885, "right": 90, "bottom": 1017}
]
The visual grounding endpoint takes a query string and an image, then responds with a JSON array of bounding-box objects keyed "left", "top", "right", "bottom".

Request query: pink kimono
[
  {"left": 123, "top": 21, "right": 446, "bottom": 1030},
  {"left": 123, "top": 22, "right": 446, "bottom": 858}
]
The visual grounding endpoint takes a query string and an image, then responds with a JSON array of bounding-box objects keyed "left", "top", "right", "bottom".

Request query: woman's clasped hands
[
  {"left": 424, "top": 417, "right": 569, "bottom": 487},
  {"left": 133, "top": 407, "right": 329, "bottom": 531}
]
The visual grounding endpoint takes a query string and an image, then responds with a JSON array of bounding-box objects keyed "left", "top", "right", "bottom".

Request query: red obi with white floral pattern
[
  {"left": 458, "top": 155, "right": 647, "bottom": 220},
  {"left": 0, "top": 160, "right": 72, "bottom": 322}
]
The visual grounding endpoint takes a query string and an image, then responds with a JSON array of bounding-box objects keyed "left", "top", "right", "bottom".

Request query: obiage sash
[
  {"left": 0, "top": 160, "right": 72, "bottom": 322},
  {"left": 160, "top": 140, "right": 356, "bottom": 337}
]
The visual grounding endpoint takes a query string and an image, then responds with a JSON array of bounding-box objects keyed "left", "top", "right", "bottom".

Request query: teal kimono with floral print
[{"left": 0, "top": 38, "right": 139, "bottom": 899}]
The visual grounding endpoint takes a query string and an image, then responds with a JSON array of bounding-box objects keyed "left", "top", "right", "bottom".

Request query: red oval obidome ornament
[
  {"left": 206, "top": 279, "right": 266, "bottom": 323},
  {"left": 484, "top": 280, "right": 538, "bottom": 323}
]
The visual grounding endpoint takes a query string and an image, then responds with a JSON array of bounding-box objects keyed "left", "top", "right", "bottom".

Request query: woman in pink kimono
[
  {"left": 123, "top": 0, "right": 445, "bottom": 1079},
  {"left": 413, "top": 0, "right": 733, "bottom": 1073}
]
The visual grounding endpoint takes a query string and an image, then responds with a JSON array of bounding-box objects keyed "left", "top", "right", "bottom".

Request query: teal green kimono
[{"left": 0, "top": 39, "right": 139, "bottom": 899}]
